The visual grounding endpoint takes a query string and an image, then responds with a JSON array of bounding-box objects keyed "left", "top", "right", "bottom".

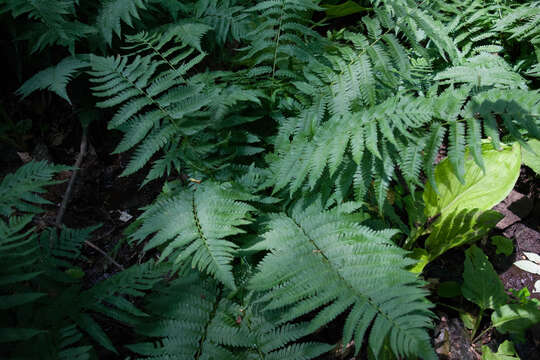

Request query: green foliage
[
  {"left": 4, "top": 0, "right": 540, "bottom": 358},
  {"left": 462, "top": 245, "right": 508, "bottom": 311},
  {"left": 128, "top": 272, "right": 332, "bottom": 359},
  {"left": 522, "top": 138, "right": 540, "bottom": 174},
  {"left": 130, "top": 181, "right": 255, "bottom": 290},
  {"left": 96, "top": 0, "right": 149, "bottom": 45},
  {"left": 0, "top": 160, "right": 69, "bottom": 216},
  {"left": 423, "top": 142, "right": 520, "bottom": 217},
  {"left": 491, "top": 302, "right": 540, "bottom": 342},
  {"left": 16, "top": 57, "right": 88, "bottom": 104},
  {"left": 491, "top": 236, "right": 514, "bottom": 256},
  {"left": 482, "top": 340, "right": 520, "bottom": 360},
  {"left": 0, "top": 163, "right": 166, "bottom": 358},
  {"left": 410, "top": 142, "right": 519, "bottom": 272},
  {"left": 248, "top": 200, "right": 436, "bottom": 359}
]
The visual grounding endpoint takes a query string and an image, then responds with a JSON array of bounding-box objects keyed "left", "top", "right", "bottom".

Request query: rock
[
  {"left": 494, "top": 191, "right": 533, "bottom": 230},
  {"left": 503, "top": 223, "right": 540, "bottom": 250},
  {"left": 434, "top": 316, "right": 476, "bottom": 360}
]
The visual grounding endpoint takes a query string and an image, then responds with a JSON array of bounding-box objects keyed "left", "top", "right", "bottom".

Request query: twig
[
  {"left": 50, "top": 130, "right": 125, "bottom": 271},
  {"left": 84, "top": 239, "right": 125, "bottom": 270},
  {"left": 55, "top": 130, "right": 88, "bottom": 227}
]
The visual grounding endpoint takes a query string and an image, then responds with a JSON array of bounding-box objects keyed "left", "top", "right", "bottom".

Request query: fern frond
[
  {"left": 0, "top": 160, "right": 69, "bottom": 217},
  {"left": 271, "top": 95, "right": 433, "bottom": 202},
  {"left": 241, "top": 0, "right": 322, "bottom": 78},
  {"left": 248, "top": 201, "right": 436, "bottom": 359},
  {"left": 1, "top": 0, "right": 94, "bottom": 52},
  {"left": 130, "top": 182, "right": 255, "bottom": 290},
  {"left": 96, "top": 0, "right": 148, "bottom": 45},
  {"left": 494, "top": 2, "right": 540, "bottom": 42},
  {"left": 17, "top": 57, "right": 88, "bottom": 104},
  {"left": 128, "top": 272, "right": 331, "bottom": 360},
  {"left": 192, "top": 0, "right": 250, "bottom": 46},
  {"left": 434, "top": 53, "right": 527, "bottom": 89}
]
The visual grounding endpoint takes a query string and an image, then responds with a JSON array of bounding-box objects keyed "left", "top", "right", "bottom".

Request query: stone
[{"left": 494, "top": 191, "right": 533, "bottom": 230}]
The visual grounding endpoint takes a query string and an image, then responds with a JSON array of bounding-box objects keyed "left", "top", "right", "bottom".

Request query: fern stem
[
  {"left": 271, "top": 0, "right": 286, "bottom": 78},
  {"left": 194, "top": 287, "right": 222, "bottom": 359}
]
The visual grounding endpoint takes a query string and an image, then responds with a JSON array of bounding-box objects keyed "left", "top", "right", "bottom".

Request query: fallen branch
[
  {"left": 84, "top": 239, "right": 125, "bottom": 270},
  {"left": 55, "top": 130, "right": 88, "bottom": 227},
  {"left": 51, "top": 130, "right": 125, "bottom": 271}
]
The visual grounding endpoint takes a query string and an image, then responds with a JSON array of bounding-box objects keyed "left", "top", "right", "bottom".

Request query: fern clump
[{"left": 3, "top": 0, "right": 540, "bottom": 359}]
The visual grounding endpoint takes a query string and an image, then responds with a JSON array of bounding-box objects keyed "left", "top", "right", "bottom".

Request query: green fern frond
[
  {"left": 247, "top": 201, "right": 436, "bottom": 359},
  {"left": 96, "top": 0, "right": 148, "bottom": 45},
  {"left": 17, "top": 57, "right": 88, "bottom": 104},
  {"left": 271, "top": 95, "right": 433, "bottom": 202},
  {"left": 130, "top": 182, "right": 255, "bottom": 290},
  {"left": 0, "top": 160, "right": 69, "bottom": 217},
  {"left": 241, "top": 0, "right": 323, "bottom": 78},
  {"left": 192, "top": 0, "right": 250, "bottom": 46},
  {"left": 494, "top": 2, "right": 540, "bottom": 42},
  {"left": 1, "top": 0, "right": 94, "bottom": 52},
  {"left": 434, "top": 53, "right": 527, "bottom": 89},
  {"left": 128, "top": 272, "right": 331, "bottom": 360}
]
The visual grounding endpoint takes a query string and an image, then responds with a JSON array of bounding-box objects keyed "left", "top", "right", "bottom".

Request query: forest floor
[{"left": 1, "top": 92, "right": 539, "bottom": 359}]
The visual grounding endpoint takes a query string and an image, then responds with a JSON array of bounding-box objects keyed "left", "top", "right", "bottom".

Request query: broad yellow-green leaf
[
  {"left": 522, "top": 138, "right": 540, "bottom": 175},
  {"left": 424, "top": 209, "right": 502, "bottom": 263},
  {"left": 423, "top": 143, "right": 521, "bottom": 219},
  {"left": 462, "top": 245, "right": 507, "bottom": 310}
]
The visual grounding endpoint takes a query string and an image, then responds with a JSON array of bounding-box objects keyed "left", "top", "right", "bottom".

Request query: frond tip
[{"left": 17, "top": 57, "right": 88, "bottom": 104}]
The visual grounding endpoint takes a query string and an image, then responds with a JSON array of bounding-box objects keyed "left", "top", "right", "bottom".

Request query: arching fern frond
[
  {"left": 130, "top": 182, "right": 255, "bottom": 290},
  {"left": 16, "top": 57, "right": 88, "bottom": 104},
  {"left": 247, "top": 201, "right": 436, "bottom": 359},
  {"left": 271, "top": 95, "right": 433, "bottom": 209},
  {"left": 192, "top": 0, "right": 250, "bottom": 46},
  {"left": 494, "top": 1, "right": 540, "bottom": 42},
  {"left": 434, "top": 53, "right": 528, "bottom": 89},
  {"left": 89, "top": 34, "right": 209, "bottom": 177}
]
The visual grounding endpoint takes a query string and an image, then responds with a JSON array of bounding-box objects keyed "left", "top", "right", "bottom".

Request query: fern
[
  {"left": 247, "top": 201, "right": 436, "bottom": 359},
  {"left": 0, "top": 160, "right": 69, "bottom": 217},
  {"left": 16, "top": 56, "right": 88, "bottom": 104},
  {"left": 494, "top": 1, "right": 540, "bottom": 42},
  {"left": 96, "top": 0, "right": 149, "bottom": 45},
  {"left": 240, "top": 0, "right": 323, "bottom": 78},
  {"left": 434, "top": 53, "right": 528, "bottom": 89},
  {"left": 192, "top": 0, "right": 250, "bottom": 46},
  {"left": 0, "top": 0, "right": 94, "bottom": 53},
  {"left": 0, "top": 163, "right": 164, "bottom": 358},
  {"left": 130, "top": 181, "right": 256, "bottom": 290},
  {"left": 128, "top": 272, "right": 331, "bottom": 359}
]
